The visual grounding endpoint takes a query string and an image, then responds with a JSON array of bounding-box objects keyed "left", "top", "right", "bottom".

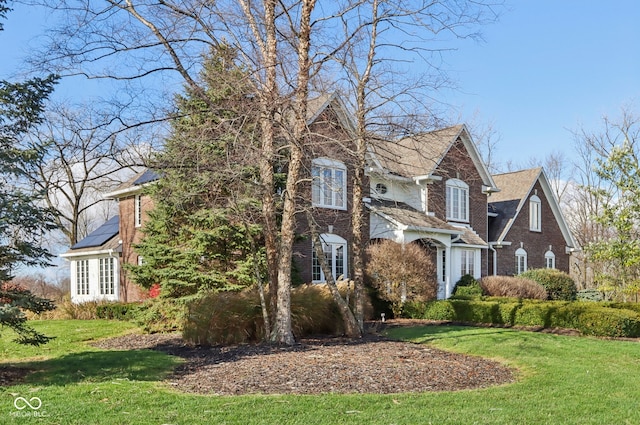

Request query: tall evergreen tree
[
  {"left": 0, "top": 1, "right": 57, "bottom": 344},
  {"left": 130, "top": 46, "right": 265, "bottom": 300}
]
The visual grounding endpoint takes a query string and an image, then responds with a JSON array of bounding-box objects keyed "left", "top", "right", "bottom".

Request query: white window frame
[
  {"left": 76, "top": 260, "right": 89, "bottom": 295},
  {"left": 134, "top": 194, "right": 142, "bottom": 228},
  {"left": 312, "top": 234, "right": 348, "bottom": 282},
  {"left": 446, "top": 179, "right": 469, "bottom": 222},
  {"left": 515, "top": 247, "right": 527, "bottom": 274},
  {"left": 99, "top": 257, "right": 116, "bottom": 295},
  {"left": 311, "top": 158, "right": 347, "bottom": 210},
  {"left": 545, "top": 250, "right": 556, "bottom": 269},
  {"left": 460, "top": 249, "right": 476, "bottom": 277},
  {"left": 529, "top": 195, "right": 541, "bottom": 232}
]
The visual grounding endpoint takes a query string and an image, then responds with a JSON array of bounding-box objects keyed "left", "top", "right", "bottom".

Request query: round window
[{"left": 375, "top": 183, "right": 388, "bottom": 194}]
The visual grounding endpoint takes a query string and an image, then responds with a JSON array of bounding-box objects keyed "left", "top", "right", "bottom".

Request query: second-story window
[
  {"left": 135, "top": 194, "right": 142, "bottom": 228},
  {"left": 446, "top": 179, "right": 469, "bottom": 222},
  {"left": 529, "top": 194, "right": 541, "bottom": 231},
  {"left": 312, "top": 158, "right": 346, "bottom": 210}
]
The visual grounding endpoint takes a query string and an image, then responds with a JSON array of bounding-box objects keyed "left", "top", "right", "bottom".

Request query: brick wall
[
  {"left": 492, "top": 180, "right": 570, "bottom": 275},
  {"left": 118, "top": 192, "right": 154, "bottom": 301},
  {"left": 292, "top": 105, "right": 368, "bottom": 284},
  {"left": 428, "top": 139, "right": 489, "bottom": 276}
]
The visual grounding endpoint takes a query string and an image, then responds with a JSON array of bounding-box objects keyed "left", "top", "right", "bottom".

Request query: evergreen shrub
[
  {"left": 452, "top": 275, "right": 482, "bottom": 298},
  {"left": 577, "top": 289, "right": 603, "bottom": 302},
  {"left": 135, "top": 298, "right": 187, "bottom": 333},
  {"left": 577, "top": 307, "right": 640, "bottom": 337},
  {"left": 407, "top": 298, "right": 640, "bottom": 337},
  {"left": 95, "top": 302, "right": 141, "bottom": 320},
  {"left": 520, "top": 269, "right": 577, "bottom": 301},
  {"left": 420, "top": 301, "right": 456, "bottom": 321}
]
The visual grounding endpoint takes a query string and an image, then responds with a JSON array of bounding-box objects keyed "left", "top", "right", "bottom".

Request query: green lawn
[{"left": 1, "top": 320, "right": 639, "bottom": 424}]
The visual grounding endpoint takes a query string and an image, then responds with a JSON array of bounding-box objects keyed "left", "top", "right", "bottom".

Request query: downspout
[{"left": 489, "top": 243, "right": 497, "bottom": 276}]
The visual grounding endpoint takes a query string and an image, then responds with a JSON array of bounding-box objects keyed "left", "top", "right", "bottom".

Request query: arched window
[
  {"left": 529, "top": 194, "right": 541, "bottom": 231},
  {"left": 545, "top": 250, "right": 556, "bottom": 269},
  {"left": 515, "top": 247, "right": 527, "bottom": 274},
  {"left": 446, "top": 179, "right": 469, "bottom": 222},
  {"left": 312, "top": 234, "right": 348, "bottom": 282},
  {"left": 311, "top": 158, "right": 347, "bottom": 210}
]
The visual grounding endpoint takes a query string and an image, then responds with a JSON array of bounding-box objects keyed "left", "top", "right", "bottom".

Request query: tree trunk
[{"left": 307, "top": 210, "right": 362, "bottom": 338}]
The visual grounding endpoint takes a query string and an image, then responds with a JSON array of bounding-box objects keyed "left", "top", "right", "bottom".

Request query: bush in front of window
[
  {"left": 452, "top": 274, "right": 482, "bottom": 298},
  {"left": 366, "top": 240, "right": 437, "bottom": 318},
  {"left": 479, "top": 275, "right": 547, "bottom": 300},
  {"left": 520, "top": 269, "right": 577, "bottom": 301}
]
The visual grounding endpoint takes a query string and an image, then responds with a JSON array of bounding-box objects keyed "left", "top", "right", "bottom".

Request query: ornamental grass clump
[
  {"left": 480, "top": 275, "right": 548, "bottom": 299},
  {"left": 183, "top": 283, "right": 371, "bottom": 346}
]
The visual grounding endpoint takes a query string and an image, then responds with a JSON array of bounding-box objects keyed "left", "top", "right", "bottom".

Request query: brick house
[
  {"left": 488, "top": 168, "right": 577, "bottom": 276},
  {"left": 62, "top": 169, "right": 156, "bottom": 303},
  {"left": 62, "top": 95, "right": 577, "bottom": 302},
  {"left": 366, "top": 124, "right": 500, "bottom": 298}
]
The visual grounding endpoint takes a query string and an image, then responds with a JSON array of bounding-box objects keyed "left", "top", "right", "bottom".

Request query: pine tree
[
  {"left": 130, "top": 46, "right": 265, "bottom": 300},
  {"left": 0, "top": 1, "right": 57, "bottom": 344}
]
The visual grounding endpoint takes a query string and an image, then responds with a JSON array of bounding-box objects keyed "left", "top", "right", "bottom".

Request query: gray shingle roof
[
  {"left": 371, "top": 125, "right": 464, "bottom": 179},
  {"left": 368, "top": 199, "right": 461, "bottom": 233}
]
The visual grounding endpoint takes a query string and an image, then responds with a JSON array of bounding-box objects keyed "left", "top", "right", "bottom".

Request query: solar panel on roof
[
  {"left": 133, "top": 169, "right": 159, "bottom": 185},
  {"left": 70, "top": 216, "right": 120, "bottom": 249}
]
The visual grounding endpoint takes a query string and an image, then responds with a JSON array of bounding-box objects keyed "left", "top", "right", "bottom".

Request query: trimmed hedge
[
  {"left": 95, "top": 302, "right": 141, "bottom": 320},
  {"left": 408, "top": 298, "right": 640, "bottom": 338}
]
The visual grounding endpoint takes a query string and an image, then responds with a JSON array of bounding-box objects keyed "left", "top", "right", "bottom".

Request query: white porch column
[{"left": 445, "top": 245, "right": 453, "bottom": 298}]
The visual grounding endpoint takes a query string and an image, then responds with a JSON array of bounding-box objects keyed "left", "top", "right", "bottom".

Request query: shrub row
[{"left": 405, "top": 298, "right": 640, "bottom": 338}]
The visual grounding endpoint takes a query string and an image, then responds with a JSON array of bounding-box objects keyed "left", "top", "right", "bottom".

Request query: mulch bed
[{"left": 91, "top": 329, "right": 515, "bottom": 395}]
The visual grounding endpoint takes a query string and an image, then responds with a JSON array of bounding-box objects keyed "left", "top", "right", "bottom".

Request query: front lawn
[{"left": 1, "top": 320, "right": 639, "bottom": 424}]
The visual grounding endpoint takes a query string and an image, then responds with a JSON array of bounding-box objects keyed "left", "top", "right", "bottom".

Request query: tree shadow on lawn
[{"left": 8, "top": 349, "right": 182, "bottom": 387}]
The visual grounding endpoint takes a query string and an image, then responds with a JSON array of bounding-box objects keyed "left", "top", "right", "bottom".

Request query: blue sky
[
  {"left": 443, "top": 1, "right": 640, "bottom": 169},
  {"left": 2, "top": 1, "right": 639, "bottom": 169}
]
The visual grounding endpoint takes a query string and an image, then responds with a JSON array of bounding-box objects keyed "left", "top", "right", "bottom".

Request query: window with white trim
[
  {"left": 312, "top": 158, "right": 346, "bottom": 209},
  {"left": 76, "top": 260, "right": 89, "bottom": 295},
  {"left": 99, "top": 257, "right": 115, "bottom": 295},
  {"left": 135, "top": 194, "right": 142, "bottom": 228},
  {"left": 515, "top": 247, "right": 527, "bottom": 274},
  {"left": 529, "top": 195, "right": 541, "bottom": 231},
  {"left": 460, "top": 249, "right": 475, "bottom": 277},
  {"left": 312, "top": 234, "right": 347, "bottom": 282},
  {"left": 545, "top": 250, "right": 556, "bottom": 269},
  {"left": 446, "top": 179, "right": 469, "bottom": 222}
]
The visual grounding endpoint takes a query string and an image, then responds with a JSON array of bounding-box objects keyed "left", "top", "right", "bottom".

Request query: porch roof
[{"left": 367, "top": 199, "right": 461, "bottom": 234}]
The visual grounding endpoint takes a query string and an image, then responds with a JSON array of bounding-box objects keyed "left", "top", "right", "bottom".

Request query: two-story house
[
  {"left": 61, "top": 169, "right": 156, "bottom": 303},
  {"left": 63, "top": 95, "right": 577, "bottom": 303},
  {"left": 366, "top": 124, "right": 499, "bottom": 298}
]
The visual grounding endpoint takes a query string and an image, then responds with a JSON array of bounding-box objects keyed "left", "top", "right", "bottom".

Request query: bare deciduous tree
[
  {"left": 23, "top": 0, "right": 502, "bottom": 343},
  {"left": 19, "top": 102, "right": 149, "bottom": 246}
]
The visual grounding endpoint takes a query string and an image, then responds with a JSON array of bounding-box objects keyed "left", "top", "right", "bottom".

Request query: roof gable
[
  {"left": 369, "top": 124, "right": 498, "bottom": 190},
  {"left": 105, "top": 168, "right": 159, "bottom": 199},
  {"left": 489, "top": 168, "right": 576, "bottom": 248}
]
